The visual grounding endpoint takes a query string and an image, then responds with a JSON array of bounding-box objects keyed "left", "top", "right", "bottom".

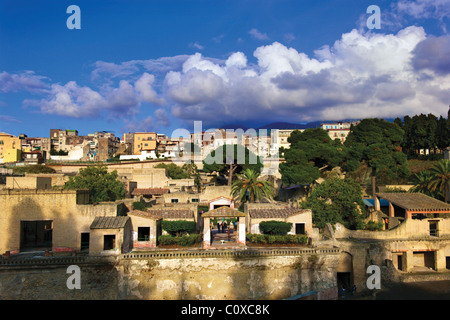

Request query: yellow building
[
  {"left": 133, "top": 132, "right": 157, "bottom": 155},
  {"left": 4, "top": 149, "right": 22, "bottom": 163},
  {"left": 0, "top": 132, "right": 21, "bottom": 163}
]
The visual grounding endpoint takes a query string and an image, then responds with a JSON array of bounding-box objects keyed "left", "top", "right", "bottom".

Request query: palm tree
[
  {"left": 428, "top": 160, "right": 450, "bottom": 203},
  {"left": 231, "top": 169, "right": 275, "bottom": 203},
  {"left": 409, "top": 171, "right": 435, "bottom": 196}
]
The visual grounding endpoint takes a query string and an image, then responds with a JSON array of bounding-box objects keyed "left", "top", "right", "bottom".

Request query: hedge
[
  {"left": 158, "top": 234, "right": 202, "bottom": 247},
  {"left": 162, "top": 220, "right": 197, "bottom": 236},
  {"left": 259, "top": 221, "right": 292, "bottom": 235},
  {"left": 246, "top": 233, "right": 308, "bottom": 245},
  {"left": 364, "top": 221, "right": 384, "bottom": 231}
]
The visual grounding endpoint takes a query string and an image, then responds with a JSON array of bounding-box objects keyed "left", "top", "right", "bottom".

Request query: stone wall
[
  {"left": 25, "top": 173, "right": 69, "bottom": 187},
  {"left": 0, "top": 189, "right": 118, "bottom": 254},
  {"left": 6, "top": 176, "right": 52, "bottom": 189},
  {"left": 333, "top": 219, "right": 450, "bottom": 240},
  {"left": 0, "top": 249, "right": 340, "bottom": 300}
]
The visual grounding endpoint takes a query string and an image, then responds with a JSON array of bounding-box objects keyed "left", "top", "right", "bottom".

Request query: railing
[
  {"left": 0, "top": 248, "right": 341, "bottom": 266},
  {"left": 121, "top": 248, "right": 341, "bottom": 260},
  {"left": 0, "top": 255, "right": 115, "bottom": 267},
  {"left": 429, "top": 229, "right": 439, "bottom": 237}
]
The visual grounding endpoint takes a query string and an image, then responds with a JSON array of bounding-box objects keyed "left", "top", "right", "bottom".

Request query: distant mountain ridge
[
  {"left": 220, "top": 119, "right": 363, "bottom": 131},
  {"left": 257, "top": 121, "right": 321, "bottom": 130}
]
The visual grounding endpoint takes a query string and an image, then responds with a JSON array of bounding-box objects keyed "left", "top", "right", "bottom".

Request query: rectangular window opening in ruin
[
  {"left": 138, "top": 227, "right": 150, "bottom": 241},
  {"left": 295, "top": 223, "right": 305, "bottom": 235},
  {"left": 429, "top": 220, "right": 439, "bottom": 237},
  {"left": 104, "top": 235, "right": 116, "bottom": 250}
]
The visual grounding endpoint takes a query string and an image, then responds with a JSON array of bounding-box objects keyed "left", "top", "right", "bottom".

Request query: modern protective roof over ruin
[
  {"left": 376, "top": 193, "right": 450, "bottom": 212},
  {"left": 90, "top": 216, "right": 130, "bottom": 229},
  {"left": 248, "top": 208, "right": 309, "bottom": 219},
  {"left": 202, "top": 206, "right": 246, "bottom": 218}
]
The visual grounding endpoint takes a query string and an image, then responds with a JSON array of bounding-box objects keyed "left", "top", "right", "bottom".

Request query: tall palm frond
[
  {"left": 428, "top": 160, "right": 450, "bottom": 203},
  {"left": 231, "top": 169, "right": 275, "bottom": 203},
  {"left": 409, "top": 171, "right": 435, "bottom": 196}
]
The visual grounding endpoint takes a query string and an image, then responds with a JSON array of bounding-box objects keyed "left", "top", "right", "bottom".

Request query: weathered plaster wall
[
  {"left": 0, "top": 251, "right": 340, "bottom": 300},
  {"left": 0, "top": 189, "right": 118, "bottom": 253}
]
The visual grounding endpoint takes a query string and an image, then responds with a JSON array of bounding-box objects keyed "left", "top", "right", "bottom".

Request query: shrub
[
  {"left": 246, "top": 233, "right": 308, "bottom": 245},
  {"left": 132, "top": 201, "right": 146, "bottom": 211},
  {"left": 162, "top": 220, "right": 197, "bottom": 236},
  {"left": 259, "top": 221, "right": 292, "bottom": 235},
  {"left": 158, "top": 234, "right": 202, "bottom": 247},
  {"left": 13, "top": 165, "right": 56, "bottom": 174},
  {"left": 364, "top": 221, "right": 384, "bottom": 231}
]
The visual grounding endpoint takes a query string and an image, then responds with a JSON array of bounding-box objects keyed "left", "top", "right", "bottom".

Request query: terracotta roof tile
[
  {"left": 202, "top": 206, "right": 246, "bottom": 218},
  {"left": 376, "top": 193, "right": 450, "bottom": 211},
  {"left": 145, "top": 209, "right": 193, "bottom": 219},
  {"left": 128, "top": 210, "right": 162, "bottom": 220},
  {"left": 132, "top": 188, "right": 170, "bottom": 196},
  {"left": 90, "top": 216, "right": 130, "bottom": 229},
  {"left": 249, "top": 208, "right": 308, "bottom": 219}
]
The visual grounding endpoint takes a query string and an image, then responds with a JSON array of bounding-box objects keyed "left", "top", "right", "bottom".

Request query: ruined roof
[
  {"left": 145, "top": 209, "right": 193, "bottom": 220},
  {"left": 131, "top": 188, "right": 170, "bottom": 196},
  {"left": 209, "top": 196, "right": 234, "bottom": 202},
  {"left": 90, "top": 216, "right": 130, "bottom": 229},
  {"left": 376, "top": 193, "right": 450, "bottom": 212},
  {"left": 127, "top": 210, "right": 162, "bottom": 220},
  {"left": 202, "top": 206, "right": 246, "bottom": 218},
  {"left": 248, "top": 208, "right": 309, "bottom": 219}
]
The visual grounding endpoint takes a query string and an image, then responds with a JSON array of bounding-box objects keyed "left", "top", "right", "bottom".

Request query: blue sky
[{"left": 0, "top": 0, "right": 449, "bottom": 138}]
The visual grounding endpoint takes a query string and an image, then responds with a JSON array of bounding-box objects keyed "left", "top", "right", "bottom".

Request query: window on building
[
  {"left": 429, "top": 221, "right": 439, "bottom": 237},
  {"left": 171, "top": 199, "right": 179, "bottom": 203},
  {"left": 295, "top": 223, "right": 305, "bottom": 235},
  {"left": 103, "top": 235, "right": 116, "bottom": 250},
  {"left": 191, "top": 198, "right": 199, "bottom": 203},
  {"left": 138, "top": 227, "right": 150, "bottom": 241}
]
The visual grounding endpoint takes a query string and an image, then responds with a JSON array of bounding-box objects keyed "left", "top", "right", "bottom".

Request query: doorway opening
[
  {"left": 336, "top": 252, "right": 353, "bottom": 296},
  {"left": 413, "top": 251, "right": 435, "bottom": 270},
  {"left": 80, "top": 232, "right": 90, "bottom": 251},
  {"left": 397, "top": 255, "right": 403, "bottom": 271},
  {"left": 337, "top": 273, "right": 351, "bottom": 293},
  {"left": 20, "top": 220, "right": 53, "bottom": 251}
]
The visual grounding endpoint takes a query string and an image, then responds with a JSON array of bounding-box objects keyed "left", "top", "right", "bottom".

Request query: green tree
[
  {"left": 400, "top": 113, "right": 445, "bottom": 156},
  {"left": 345, "top": 118, "right": 409, "bottom": 196},
  {"left": 280, "top": 128, "right": 349, "bottom": 188},
  {"left": 300, "top": 178, "right": 366, "bottom": 230},
  {"left": 435, "top": 115, "right": 450, "bottom": 153},
  {"left": 231, "top": 168, "right": 274, "bottom": 203},
  {"left": 132, "top": 201, "right": 146, "bottom": 211},
  {"left": 64, "top": 165, "right": 125, "bottom": 204},
  {"left": 428, "top": 160, "right": 450, "bottom": 203},
  {"left": 203, "top": 144, "right": 263, "bottom": 186},
  {"left": 155, "top": 163, "right": 190, "bottom": 179}
]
